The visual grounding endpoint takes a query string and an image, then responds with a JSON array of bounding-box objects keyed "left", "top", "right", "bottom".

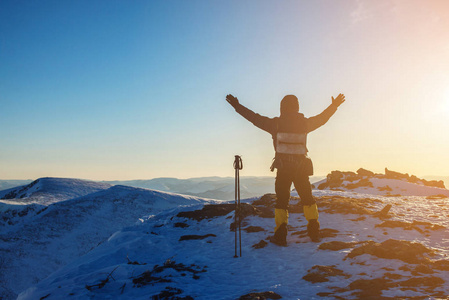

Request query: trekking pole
[{"left": 233, "top": 155, "right": 243, "bottom": 258}]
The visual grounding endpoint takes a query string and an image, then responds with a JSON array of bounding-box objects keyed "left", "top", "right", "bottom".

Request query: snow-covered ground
[
  {"left": 15, "top": 182, "right": 449, "bottom": 299},
  {"left": 0, "top": 179, "right": 220, "bottom": 299}
]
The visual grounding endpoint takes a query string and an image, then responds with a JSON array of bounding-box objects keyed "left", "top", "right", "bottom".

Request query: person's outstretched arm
[
  {"left": 226, "top": 94, "right": 274, "bottom": 134},
  {"left": 306, "top": 93, "right": 345, "bottom": 133}
]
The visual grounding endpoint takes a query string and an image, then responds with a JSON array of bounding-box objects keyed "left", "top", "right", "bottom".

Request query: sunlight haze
[{"left": 1, "top": 0, "right": 448, "bottom": 180}]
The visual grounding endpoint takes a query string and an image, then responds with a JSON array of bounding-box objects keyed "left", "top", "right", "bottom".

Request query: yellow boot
[
  {"left": 303, "top": 204, "right": 320, "bottom": 242},
  {"left": 271, "top": 209, "right": 289, "bottom": 246}
]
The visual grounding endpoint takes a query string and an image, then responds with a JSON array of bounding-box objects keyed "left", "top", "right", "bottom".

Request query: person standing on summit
[{"left": 226, "top": 93, "right": 346, "bottom": 245}]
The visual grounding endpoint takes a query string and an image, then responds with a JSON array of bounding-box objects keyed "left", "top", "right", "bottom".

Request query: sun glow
[{"left": 443, "top": 87, "right": 449, "bottom": 112}]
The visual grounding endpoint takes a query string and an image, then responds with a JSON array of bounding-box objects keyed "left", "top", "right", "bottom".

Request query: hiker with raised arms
[{"left": 226, "top": 93, "right": 346, "bottom": 245}]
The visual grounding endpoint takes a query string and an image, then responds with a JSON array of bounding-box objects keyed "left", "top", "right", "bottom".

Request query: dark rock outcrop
[
  {"left": 357, "top": 168, "right": 375, "bottom": 177},
  {"left": 177, "top": 203, "right": 260, "bottom": 222},
  {"left": 244, "top": 226, "right": 265, "bottom": 233},
  {"left": 302, "top": 265, "right": 350, "bottom": 283},
  {"left": 317, "top": 167, "right": 446, "bottom": 190},
  {"left": 347, "top": 239, "right": 436, "bottom": 264},
  {"left": 176, "top": 204, "right": 236, "bottom": 221},
  {"left": 252, "top": 240, "right": 268, "bottom": 249},
  {"left": 239, "top": 291, "right": 282, "bottom": 300},
  {"left": 319, "top": 241, "right": 362, "bottom": 251},
  {"left": 179, "top": 234, "right": 216, "bottom": 241}
]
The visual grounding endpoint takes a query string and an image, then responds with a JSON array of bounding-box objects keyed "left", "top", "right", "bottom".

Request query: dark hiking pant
[{"left": 275, "top": 164, "right": 316, "bottom": 210}]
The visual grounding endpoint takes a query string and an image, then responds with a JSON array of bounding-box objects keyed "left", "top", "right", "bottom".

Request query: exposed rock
[
  {"left": 250, "top": 194, "right": 307, "bottom": 217},
  {"left": 398, "top": 265, "right": 412, "bottom": 272},
  {"left": 244, "top": 226, "right": 265, "bottom": 233},
  {"left": 177, "top": 203, "right": 258, "bottom": 221},
  {"left": 252, "top": 194, "right": 276, "bottom": 207},
  {"left": 426, "top": 194, "right": 448, "bottom": 199},
  {"left": 251, "top": 194, "right": 276, "bottom": 218},
  {"left": 396, "top": 276, "right": 445, "bottom": 289},
  {"left": 372, "top": 204, "right": 392, "bottom": 219},
  {"left": 318, "top": 167, "right": 447, "bottom": 191},
  {"left": 291, "top": 228, "right": 338, "bottom": 240},
  {"left": 375, "top": 220, "right": 445, "bottom": 232},
  {"left": 319, "top": 241, "right": 361, "bottom": 251},
  {"left": 151, "top": 287, "right": 193, "bottom": 300},
  {"left": 317, "top": 196, "right": 380, "bottom": 215},
  {"left": 375, "top": 220, "right": 419, "bottom": 232},
  {"left": 421, "top": 178, "right": 445, "bottom": 189},
  {"left": 319, "top": 228, "right": 339, "bottom": 238},
  {"left": 176, "top": 204, "right": 235, "bottom": 221},
  {"left": 432, "top": 260, "right": 449, "bottom": 271},
  {"left": 318, "top": 171, "right": 351, "bottom": 189},
  {"left": 302, "top": 265, "right": 350, "bottom": 283},
  {"left": 377, "top": 185, "right": 393, "bottom": 192},
  {"left": 348, "top": 278, "right": 389, "bottom": 299},
  {"left": 252, "top": 240, "right": 268, "bottom": 249},
  {"left": 347, "top": 239, "right": 436, "bottom": 264},
  {"left": 383, "top": 272, "right": 403, "bottom": 280},
  {"left": 174, "top": 222, "right": 189, "bottom": 228},
  {"left": 411, "top": 264, "right": 434, "bottom": 275},
  {"left": 254, "top": 207, "right": 275, "bottom": 218},
  {"left": 345, "top": 178, "right": 373, "bottom": 190},
  {"left": 341, "top": 274, "right": 446, "bottom": 299},
  {"left": 411, "top": 220, "right": 444, "bottom": 229},
  {"left": 385, "top": 168, "right": 409, "bottom": 180},
  {"left": 179, "top": 234, "right": 216, "bottom": 241},
  {"left": 384, "top": 168, "right": 445, "bottom": 188},
  {"left": 357, "top": 168, "right": 375, "bottom": 177},
  {"left": 239, "top": 291, "right": 282, "bottom": 300},
  {"left": 133, "top": 260, "right": 206, "bottom": 287}
]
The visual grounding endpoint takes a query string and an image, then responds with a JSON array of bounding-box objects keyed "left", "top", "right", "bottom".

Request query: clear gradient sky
[{"left": 1, "top": 0, "right": 449, "bottom": 180}]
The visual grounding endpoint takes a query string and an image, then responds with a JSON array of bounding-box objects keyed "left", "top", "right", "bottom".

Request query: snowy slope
[
  {"left": 18, "top": 190, "right": 449, "bottom": 300},
  {"left": 0, "top": 177, "right": 111, "bottom": 205},
  {"left": 0, "top": 185, "right": 219, "bottom": 300}
]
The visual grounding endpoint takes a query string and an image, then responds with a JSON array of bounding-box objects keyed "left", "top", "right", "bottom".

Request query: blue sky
[{"left": 1, "top": 0, "right": 449, "bottom": 180}]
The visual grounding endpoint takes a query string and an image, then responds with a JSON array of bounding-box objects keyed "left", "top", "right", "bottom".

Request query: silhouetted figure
[{"left": 226, "top": 93, "right": 345, "bottom": 245}]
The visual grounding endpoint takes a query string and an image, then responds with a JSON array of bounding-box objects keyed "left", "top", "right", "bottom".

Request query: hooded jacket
[{"left": 232, "top": 101, "right": 338, "bottom": 156}]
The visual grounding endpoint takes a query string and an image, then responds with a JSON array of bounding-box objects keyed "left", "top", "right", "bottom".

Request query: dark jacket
[{"left": 233, "top": 102, "right": 338, "bottom": 154}]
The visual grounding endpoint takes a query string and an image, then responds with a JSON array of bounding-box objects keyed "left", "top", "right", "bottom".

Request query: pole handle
[{"left": 234, "top": 155, "right": 243, "bottom": 170}]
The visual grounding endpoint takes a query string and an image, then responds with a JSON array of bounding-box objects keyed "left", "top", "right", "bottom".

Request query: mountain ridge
[{"left": 0, "top": 181, "right": 220, "bottom": 299}]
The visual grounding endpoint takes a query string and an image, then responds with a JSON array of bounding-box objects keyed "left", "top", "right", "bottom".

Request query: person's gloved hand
[
  {"left": 332, "top": 93, "right": 345, "bottom": 107},
  {"left": 226, "top": 94, "right": 239, "bottom": 107}
]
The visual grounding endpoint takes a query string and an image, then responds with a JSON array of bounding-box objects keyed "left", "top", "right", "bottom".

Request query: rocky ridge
[{"left": 315, "top": 168, "right": 448, "bottom": 196}]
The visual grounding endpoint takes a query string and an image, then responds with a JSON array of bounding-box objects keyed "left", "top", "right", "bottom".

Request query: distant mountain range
[
  {"left": 102, "top": 176, "right": 283, "bottom": 200},
  {"left": 2, "top": 174, "right": 447, "bottom": 201}
]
